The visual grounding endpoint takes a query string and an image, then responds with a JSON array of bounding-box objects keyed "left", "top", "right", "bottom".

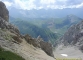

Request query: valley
[
  {"left": 10, "top": 14, "right": 83, "bottom": 44},
  {"left": 0, "top": 0, "right": 83, "bottom": 60}
]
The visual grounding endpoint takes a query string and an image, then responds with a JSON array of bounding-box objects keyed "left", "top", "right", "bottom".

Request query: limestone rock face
[
  {"left": 0, "top": 1, "right": 19, "bottom": 34},
  {"left": 24, "top": 34, "right": 40, "bottom": 47},
  {"left": 0, "top": 1, "right": 9, "bottom": 22},
  {"left": 58, "top": 20, "right": 83, "bottom": 52},
  {"left": 0, "top": 17, "right": 20, "bottom": 35}
]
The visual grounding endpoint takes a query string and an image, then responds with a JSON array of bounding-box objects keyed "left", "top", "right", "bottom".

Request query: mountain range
[
  {"left": 9, "top": 14, "right": 83, "bottom": 44},
  {"left": 8, "top": 7, "right": 83, "bottom": 19}
]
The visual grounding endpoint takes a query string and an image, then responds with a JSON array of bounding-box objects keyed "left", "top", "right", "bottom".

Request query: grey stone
[
  {"left": 40, "top": 41, "right": 54, "bottom": 57},
  {"left": 0, "top": 17, "right": 20, "bottom": 35},
  {"left": 58, "top": 20, "right": 83, "bottom": 52},
  {"left": 0, "top": 1, "right": 9, "bottom": 22}
]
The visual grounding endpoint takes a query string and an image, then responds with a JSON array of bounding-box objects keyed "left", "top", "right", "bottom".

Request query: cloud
[
  {"left": 0, "top": 0, "right": 83, "bottom": 10},
  {"left": 13, "top": 0, "right": 36, "bottom": 10},
  {"left": 48, "top": 2, "right": 83, "bottom": 9},
  {"left": 40, "top": 0, "right": 55, "bottom": 4},
  {"left": 75, "top": 2, "right": 83, "bottom": 8},
  {"left": 3, "top": 1, "right": 13, "bottom": 7},
  {"left": 66, "top": 0, "right": 83, "bottom": 5},
  {"left": 36, "top": 0, "right": 83, "bottom": 9}
]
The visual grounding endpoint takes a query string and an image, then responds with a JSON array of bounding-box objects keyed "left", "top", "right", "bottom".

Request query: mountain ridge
[
  {"left": 8, "top": 7, "right": 83, "bottom": 19},
  {"left": 54, "top": 20, "right": 83, "bottom": 53}
]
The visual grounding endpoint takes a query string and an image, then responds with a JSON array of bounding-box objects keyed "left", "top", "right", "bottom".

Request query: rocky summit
[{"left": 0, "top": 1, "right": 9, "bottom": 22}]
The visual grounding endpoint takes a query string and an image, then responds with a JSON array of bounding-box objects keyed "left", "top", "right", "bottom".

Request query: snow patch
[{"left": 61, "top": 54, "right": 68, "bottom": 57}]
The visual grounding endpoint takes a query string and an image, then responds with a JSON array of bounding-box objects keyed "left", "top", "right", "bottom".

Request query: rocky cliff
[
  {"left": 0, "top": 1, "right": 9, "bottom": 22},
  {"left": 0, "top": 1, "right": 55, "bottom": 60},
  {"left": 57, "top": 20, "right": 83, "bottom": 52}
]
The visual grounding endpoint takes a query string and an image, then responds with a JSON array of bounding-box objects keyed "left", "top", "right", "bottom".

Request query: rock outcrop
[
  {"left": 40, "top": 41, "right": 54, "bottom": 57},
  {"left": 24, "top": 34, "right": 40, "bottom": 48},
  {"left": 0, "top": 1, "right": 9, "bottom": 22},
  {"left": 0, "top": 16, "right": 20, "bottom": 35},
  {"left": 0, "top": 1, "right": 19, "bottom": 35},
  {"left": 24, "top": 35, "right": 54, "bottom": 57}
]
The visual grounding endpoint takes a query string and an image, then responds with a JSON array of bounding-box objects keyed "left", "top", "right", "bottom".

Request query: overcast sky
[{"left": 0, "top": 0, "right": 83, "bottom": 10}]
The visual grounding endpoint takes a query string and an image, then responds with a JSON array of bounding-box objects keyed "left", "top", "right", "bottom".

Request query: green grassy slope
[{"left": 0, "top": 47, "right": 25, "bottom": 60}]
